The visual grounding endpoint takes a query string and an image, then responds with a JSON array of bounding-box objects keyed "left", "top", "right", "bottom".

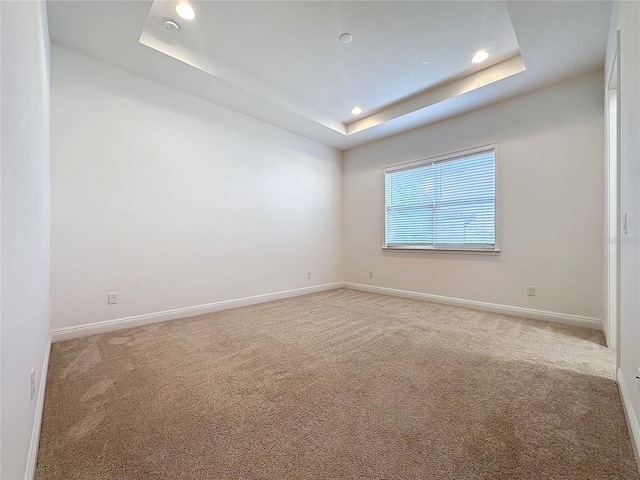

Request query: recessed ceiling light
[
  {"left": 339, "top": 33, "right": 353, "bottom": 44},
  {"left": 351, "top": 106, "right": 362, "bottom": 115},
  {"left": 421, "top": 59, "right": 430, "bottom": 66},
  {"left": 175, "top": 3, "right": 196, "bottom": 20},
  {"left": 163, "top": 19, "right": 180, "bottom": 31},
  {"left": 471, "top": 49, "right": 490, "bottom": 64}
]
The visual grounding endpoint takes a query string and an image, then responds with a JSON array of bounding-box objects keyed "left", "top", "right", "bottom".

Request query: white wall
[
  {"left": 606, "top": 0, "right": 640, "bottom": 469},
  {"left": 344, "top": 70, "right": 604, "bottom": 321},
  {"left": 50, "top": 45, "right": 343, "bottom": 332},
  {"left": 1, "top": 1, "right": 51, "bottom": 478}
]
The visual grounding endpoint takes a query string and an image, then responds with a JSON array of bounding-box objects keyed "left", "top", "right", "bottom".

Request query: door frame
[{"left": 604, "top": 31, "right": 620, "bottom": 366}]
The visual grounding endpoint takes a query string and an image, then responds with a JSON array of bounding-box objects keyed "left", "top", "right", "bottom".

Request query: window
[{"left": 384, "top": 145, "right": 498, "bottom": 252}]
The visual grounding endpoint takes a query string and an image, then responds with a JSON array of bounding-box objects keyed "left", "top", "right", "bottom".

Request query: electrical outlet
[
  {"left": 369, "top": 271, "right": 374, "bottom": 278},
  {"left": 527, "top": 286, "right": 535, "bottom": 297},
  {"left": 108, "top": 292, "right": 117, "bottom": 305},
  {"left": 307, "top": 271, "right": 311, "bottom": 279},
  {"left": 30, "top": 368, "right": 35, "bottom": 400}
]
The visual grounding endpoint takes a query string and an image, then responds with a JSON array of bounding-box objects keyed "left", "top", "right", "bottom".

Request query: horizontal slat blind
[{"left": 385, "top": 147, "right": 495, "bottom": 249}]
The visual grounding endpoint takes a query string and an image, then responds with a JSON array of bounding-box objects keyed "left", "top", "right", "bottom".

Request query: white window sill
[{"left": 382, "top": 246, "right": 500, "bottom": 255}]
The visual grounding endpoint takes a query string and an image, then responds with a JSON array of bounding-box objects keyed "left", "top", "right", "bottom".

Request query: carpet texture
[{"left": 36, "top": 289, "right": 639, "bottom": 479}]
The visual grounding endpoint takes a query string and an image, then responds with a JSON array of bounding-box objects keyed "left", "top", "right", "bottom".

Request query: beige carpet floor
[{"left": 36, "top": 288, "right": 639, "bottom": 479}]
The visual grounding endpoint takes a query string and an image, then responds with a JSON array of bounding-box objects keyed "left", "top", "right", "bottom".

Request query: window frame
[{"left": 382, "top": 143, "right": 500, "bottom": 254}]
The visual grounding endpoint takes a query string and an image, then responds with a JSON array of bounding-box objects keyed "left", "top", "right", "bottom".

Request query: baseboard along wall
[
  {"left": 51, "top": 283, "right": 344, "bottom": 342},
  {"left": 344, "top": 283, "right": 603, "bottom": 330},
  {"left": 52, "top": 282, "right": 603, "bottom": 344},
  {"left": 617, "top": 369, "right": 640, "bottom": 474},
  {"left": 25, "top": 337, "right": 51, "bottom": 480}
]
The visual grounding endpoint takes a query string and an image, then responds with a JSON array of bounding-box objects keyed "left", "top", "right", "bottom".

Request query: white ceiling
[{"left": 47, "top": 0, "right": 612, "bottom": 151}]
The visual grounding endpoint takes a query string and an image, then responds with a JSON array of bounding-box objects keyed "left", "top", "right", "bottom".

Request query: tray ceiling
[{"left": 47, "top": 1, "right": 612, "bottom": 150}]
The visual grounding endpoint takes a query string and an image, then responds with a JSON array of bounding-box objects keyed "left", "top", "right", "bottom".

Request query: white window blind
[{"left": 384, "top": 146, "right": 496, "bottom": 250}]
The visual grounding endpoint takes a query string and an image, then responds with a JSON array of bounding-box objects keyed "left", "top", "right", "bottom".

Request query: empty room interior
[{"left": 2, "top": 0, "right": 640, "bottom": 478}]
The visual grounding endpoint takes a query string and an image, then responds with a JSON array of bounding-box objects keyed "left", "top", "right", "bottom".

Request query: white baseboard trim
[
  {"left": 51, "top": 283, "right": 345, "bottom": 342},
  {"left": 24, "top": 337, "right": 51, "bottom": 479},
  {"left": 344, "top": 283, "right": 603, "bottom": 330},
  {"left": 618, "top": 368, "right": 640, "bottom": 474}
]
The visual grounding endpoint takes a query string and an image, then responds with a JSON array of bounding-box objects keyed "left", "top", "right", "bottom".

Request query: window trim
[{"left": 382, "top": 143, "right": 500, "bottom": 254}]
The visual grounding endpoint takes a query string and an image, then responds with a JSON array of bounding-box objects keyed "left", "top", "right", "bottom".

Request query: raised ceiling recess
[
  {"left": 47, "top": 1, "right": 613, "bottom": 149},
  {"left": 139, "top": 1, "right": 525, "bottom": 137}
]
